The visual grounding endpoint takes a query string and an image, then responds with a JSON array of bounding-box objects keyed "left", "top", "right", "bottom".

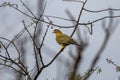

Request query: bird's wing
[{"left": 56, "top": 34, "right": 74, "bottom": 45}]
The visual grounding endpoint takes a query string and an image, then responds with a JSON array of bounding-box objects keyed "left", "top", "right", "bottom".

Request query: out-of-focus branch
[
  {"left": 34, "top": 47, "right": 66, "bottom": 80},
  {"left": 70, "top": 0, "right": 87, "bottom": 37},
  {"left": 16, "top": 37, "right": 27, "bottom": 80},
  {"left": 38, "top": 25, "right": 50, "bottom": 66},
  {"left": 0, "top": 0, "right": 120, "bottom": 80},
  {"left": 65, "top": 2, "right": 89, "bottom": 79},
  {"left": 84, "top": 10, "right": 119, "bottom": 80},
  {"left": 22, "top": 20, "right": 40, "bottom": 71},
  {"left": 1, "top": 1, "right": 120, "bottom": 30},
  {"left": 19, "top": 0, "right": 36, "bottom": 18}
]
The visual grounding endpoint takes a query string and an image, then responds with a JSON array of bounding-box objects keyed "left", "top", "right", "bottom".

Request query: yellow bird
[{"left": 53, "top": 29, "right": 80, "bottom": 49}]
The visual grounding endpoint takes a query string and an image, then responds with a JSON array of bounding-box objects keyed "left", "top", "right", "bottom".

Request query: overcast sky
[{"left": 0, "top": 0, "right": 120, "bottom": 80}]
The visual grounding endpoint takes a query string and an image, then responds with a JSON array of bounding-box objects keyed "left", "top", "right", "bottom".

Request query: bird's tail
[{"left": 73, "top": 41, "right": 81, "bottom": 46}]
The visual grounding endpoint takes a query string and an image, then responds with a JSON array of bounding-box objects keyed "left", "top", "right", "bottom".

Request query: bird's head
[{"left": 53, "top": 29, "right": 62, "bottom": 35}]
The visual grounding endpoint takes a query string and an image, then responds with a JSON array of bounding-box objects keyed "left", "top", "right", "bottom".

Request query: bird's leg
[{"left": 61, "top": 44, "right": 66, "bottom": 51}]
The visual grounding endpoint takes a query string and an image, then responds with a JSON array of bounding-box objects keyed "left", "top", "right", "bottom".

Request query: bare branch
[
  {"left": 63, "top": 0, "right": 84, "bottom": 3},
  {"left": 83, "top": 8, "right": 120, "bottom": 13},
  {"left": 84, "top": 10, "right": 119, "bottom": 80},
  {"left": 34, "top": 47, "right": 65, "bottom": 80},
  {"left": 70, "top": 0, "right": 88, "bottom": 37},
  {"left": 19, "top": 0, "right": 36, "bottom": 18}
]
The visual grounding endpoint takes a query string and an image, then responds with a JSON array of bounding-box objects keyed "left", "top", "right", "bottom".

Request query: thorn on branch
[
  {"left": 84, "top": 23, "right": 93, "bottom": 35},
  {"left": 106, "top": 58, "right": 120, "bottom": 72}
]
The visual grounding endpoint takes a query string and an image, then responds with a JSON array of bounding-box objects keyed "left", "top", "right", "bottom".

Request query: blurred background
[{"left": 0, "top": 0, "right": 120, "bottom": 80}]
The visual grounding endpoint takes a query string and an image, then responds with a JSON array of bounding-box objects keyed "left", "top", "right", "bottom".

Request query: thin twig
[
  {"left": 84, "top": 10, "right": 118, "bottom": 80},
  {"left": 70, "top": 0, "right": 87, "bottom": 37},
  {"left": 22, "top": 21, "right": 40, "bottom": 71},
  {"left": 83, "top": 8, "right": 120, "bottom": 13},
  {"left": 19, "top": 0, "right": 36, "bottom": 18},
  {"left": 38, "top": 25, "right": 50, "bottom": 66},
  {"left": 34, "top": 47, "right": 65, "bottom": 80},
  {"left": 63, "top": 0, "right": 84, "bottom": 3}
]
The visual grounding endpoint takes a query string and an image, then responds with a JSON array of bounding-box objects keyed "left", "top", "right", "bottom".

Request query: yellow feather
[{"left": 53, "top": 29, "right": 80, "bottom": 48}]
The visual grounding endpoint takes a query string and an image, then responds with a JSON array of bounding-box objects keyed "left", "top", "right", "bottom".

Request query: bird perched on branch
[{"left": 53, "top": 29, "right": 80, "bottom": 49}]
